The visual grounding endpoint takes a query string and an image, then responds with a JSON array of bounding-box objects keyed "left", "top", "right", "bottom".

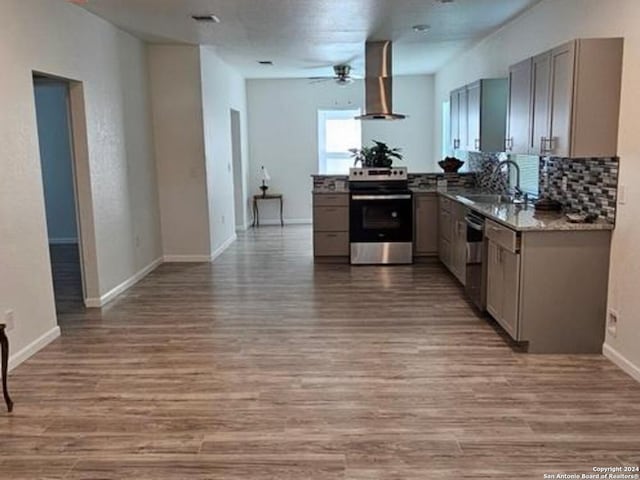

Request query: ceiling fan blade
[{"left": 309, "top": 78, "right": 334, "bottom": 84}]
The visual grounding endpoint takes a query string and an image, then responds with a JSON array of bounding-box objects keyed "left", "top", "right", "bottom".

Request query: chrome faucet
[{"left": 492, "top": 159, "right": 525, "bottom": 201}]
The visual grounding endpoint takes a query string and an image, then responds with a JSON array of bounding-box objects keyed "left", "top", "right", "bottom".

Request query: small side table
[
  {"left": 252, "top": 194, "right": 284, "bottom": 227},
  {"left": 0, "top": 325, "right": 13, "bottom": 413}
]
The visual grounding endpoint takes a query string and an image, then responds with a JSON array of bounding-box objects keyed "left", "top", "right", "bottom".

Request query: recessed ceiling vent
[{"left": 192, "top": 14, "right": 221, "bottom": 23}]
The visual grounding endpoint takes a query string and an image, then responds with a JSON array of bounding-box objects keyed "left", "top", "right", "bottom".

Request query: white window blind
[{"left": 510, "top": 154, "right": 539, "bottom": 196}]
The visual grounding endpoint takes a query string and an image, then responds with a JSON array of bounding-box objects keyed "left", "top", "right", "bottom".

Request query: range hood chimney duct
[{"left": 356, "top": 41, "right": 406, "bottom": 120}]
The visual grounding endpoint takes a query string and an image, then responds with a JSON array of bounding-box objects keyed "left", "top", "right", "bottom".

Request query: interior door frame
[
  {"left": 33, "top": 71, "right": 100, "bottom": 306},
  {"left": 229, "top": 108, "right": 247, "bottom": 231}
]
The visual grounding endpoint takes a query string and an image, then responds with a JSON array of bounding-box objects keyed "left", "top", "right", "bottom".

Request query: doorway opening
[
  {"left": 33, "top": 73, "right": 99, "bottom": 313},
  {"left": 230, "top": 109, "right": 246, "bottom": 231}
]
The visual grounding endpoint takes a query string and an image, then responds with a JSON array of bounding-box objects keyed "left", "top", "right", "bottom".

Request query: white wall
[
  {"left": 247, "top": 75, "right": 435, "bottom": 223},
  {"left": 34, "top": 82, "right": 78, "bottom": 243},
  {"left": 148, "top": 45, "right": 211, "bottom": 259},
  {"left": 199, "top": 47, "right": 250, "bottom": 248},
  {"left": 362, "top": 75, "right": 435, "bottom": 172},
  {"left": 433, "top": 0, "right": 640, "bottom": 379},
  {"left": 0, "top": 0, "right": 161, "bottom": 365}
]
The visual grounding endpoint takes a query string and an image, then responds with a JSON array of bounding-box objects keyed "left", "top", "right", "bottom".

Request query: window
[
  {"left": 318, "top": 109, "right": 361, "bottom": 174},
  {"left": 510, "top": 154, "right": 539, "bottom": 197}
]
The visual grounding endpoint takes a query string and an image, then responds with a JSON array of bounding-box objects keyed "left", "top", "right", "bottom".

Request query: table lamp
[{"left": 260, "top": 166, "right": 271, "bottom": 197}]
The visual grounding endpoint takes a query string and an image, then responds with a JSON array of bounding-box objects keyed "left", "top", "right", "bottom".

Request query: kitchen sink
[{"left": 460, "top": 194, "right": 528, "bottom": 205}]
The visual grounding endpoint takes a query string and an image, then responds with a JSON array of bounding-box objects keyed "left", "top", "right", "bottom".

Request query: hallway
[{"left": 2, "top": 226, "right": 639, "bottom": 479}]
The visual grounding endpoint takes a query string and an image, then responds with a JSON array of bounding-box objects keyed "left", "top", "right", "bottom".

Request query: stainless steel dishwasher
[{"left": 465, "top": 211, "right": 487, "bottom": 311}]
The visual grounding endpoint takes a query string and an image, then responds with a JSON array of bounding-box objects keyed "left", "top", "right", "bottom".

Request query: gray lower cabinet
[
  {"left": 414, "top": 193, "right": 438, "bottom": 256},
  {"left": 484, "top": 219, "right": 611, "bottom": 353},
  {"left": 450, "top": 203, "right": 468, "bottom": 285},
  {"left": 438, "top": 196, "right": 467, "bottom": 285},
  {"left": 438, "top": 197, "right": 453, "bottom": 269},
  {"left": 313, "top": 193, "right": 349, "bottom": 260},
  {"left": 486, "top": 232, "right": 521, "bottom": 340}
]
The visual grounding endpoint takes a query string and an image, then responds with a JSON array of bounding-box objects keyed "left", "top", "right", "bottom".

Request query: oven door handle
[{"left": 351, "top": 194, "right": 412, "bottom": 201}]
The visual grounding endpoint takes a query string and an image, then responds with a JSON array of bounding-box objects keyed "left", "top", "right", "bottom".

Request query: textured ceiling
[{"left": 72, "top": 0, "right": 541, "bottom": 78}]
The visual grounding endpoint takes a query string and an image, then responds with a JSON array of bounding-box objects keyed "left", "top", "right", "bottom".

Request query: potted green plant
[{"left": 350, "top": 140, "right": 403, "bottom": 168}]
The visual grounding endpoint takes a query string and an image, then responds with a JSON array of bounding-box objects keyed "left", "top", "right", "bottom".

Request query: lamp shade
[{"left": 261, "top": 166, "right": 271, "bottom": 182}]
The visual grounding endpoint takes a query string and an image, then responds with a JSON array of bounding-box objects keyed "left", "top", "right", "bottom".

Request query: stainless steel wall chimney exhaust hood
[{"left": 356, "top": 41, "right": 406, "bottom": 121}]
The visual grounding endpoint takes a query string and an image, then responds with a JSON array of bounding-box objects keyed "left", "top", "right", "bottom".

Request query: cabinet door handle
[
  {"left": 540, "top": 136, "right": 554, "bottom": 154},
  {"left": 505, "top": 137, "right": 513, "bottom": 152}
]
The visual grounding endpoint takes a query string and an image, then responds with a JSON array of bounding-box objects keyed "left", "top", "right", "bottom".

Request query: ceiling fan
[{"left": 309, "top": 65, "right": 356, "bottom": 86}]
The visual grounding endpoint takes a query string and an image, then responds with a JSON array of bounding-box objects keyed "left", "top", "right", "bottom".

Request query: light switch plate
[
  {"left": 618, "top": 184, "right": 626, "bottom": 205},
  {"left": 607, "top": 309, "right": 619, "bottom": 337},
  {"left": 3, "top": 309, "right": 15, "bottom": 331}
]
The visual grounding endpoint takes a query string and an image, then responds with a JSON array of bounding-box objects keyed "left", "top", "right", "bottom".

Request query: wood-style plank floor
[{"left": 3, "top": 226, "right": 639, "bottom": 479}]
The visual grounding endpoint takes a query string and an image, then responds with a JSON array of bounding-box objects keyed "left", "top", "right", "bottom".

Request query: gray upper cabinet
[
  {"left": 466, "top": 81, "right": 481, "bottom": 151},
  {"left": 548, "top": 42, "right": 575, "bottom": 157},
  {"left": 450, "top": 87, "right": 468, "bottom": 151},
  {"left": 450, "top": 79, "right": 507, "bottom": 153},
  {"left": 530, "top": 51, "right": 552, "bottom": 156},
  {"left": 507, "top": 38, "right": 623, "bottom": 158},
  {"left": 506, "top": 59, "right": 533, "bottom": 155}
]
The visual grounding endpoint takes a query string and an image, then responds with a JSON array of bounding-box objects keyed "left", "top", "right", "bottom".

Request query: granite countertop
[
  {"left": 440, "top": 190, "right": 615, "bottom": 232},
  {"left": 314, "top": 187, "right": 349, "bottom": 194},
  {"left": 410, "top": 187, "right": 438, "bottom": 193}
]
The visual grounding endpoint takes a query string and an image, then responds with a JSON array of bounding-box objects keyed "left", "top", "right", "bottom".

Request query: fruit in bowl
[{"left": 438, "top": 157, "right": 464, "bottom": 173}]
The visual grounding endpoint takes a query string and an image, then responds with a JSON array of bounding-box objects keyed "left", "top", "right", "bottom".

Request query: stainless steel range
[{"left": 349, "top": 167, "right": 413, "bottom": 265}]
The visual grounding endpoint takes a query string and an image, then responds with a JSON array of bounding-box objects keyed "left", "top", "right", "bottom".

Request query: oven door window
[{"left": 350, "top": 198, "right": 412, "bottom": 243}]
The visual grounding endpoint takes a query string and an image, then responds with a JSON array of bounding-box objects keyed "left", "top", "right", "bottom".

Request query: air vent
[{"left": 192, "top": 14, "right": 221, "bottom": 23}]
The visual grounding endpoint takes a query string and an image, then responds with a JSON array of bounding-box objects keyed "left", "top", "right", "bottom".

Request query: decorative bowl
[{"left": 438, "top": 157, "right": 464, "bottom": 173}]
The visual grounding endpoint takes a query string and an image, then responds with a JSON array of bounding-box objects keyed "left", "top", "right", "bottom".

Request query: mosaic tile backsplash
[
  {"left": 407, "top": 172, "right": 476, "bottom": 190},
  {"left": 539, "top": 157, "right": 619, "bottom": 223},
  {"left": 312, "top": 175, "right": 349, "bottom": 192},
  {"left": 312, "top": 172, "right": 477, "bottom": 192},
  {"left": 468, "top": 152, "right": 509, "bottom": 193},
  {"left": 312, "top": 154, "right": 620, "bottom": 223}
]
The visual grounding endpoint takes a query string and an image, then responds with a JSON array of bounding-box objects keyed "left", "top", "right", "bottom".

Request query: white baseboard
[
  {"left": 211, "top": 234, "right": 237, "bottom": 261},
  {"left": 164, "top": 235, "right": 237, "bottom": 264},
  {"left": 603, "top": 343, "right": 640, "bottom": 383},
  {"left": 162, "top": 254, "right": 213, "bottom": 263},
  {"left": 85, "top": 256, "right": 163, "bottom": 308},
  {"left": 254, "top": 218, "right": 312, "bottom": 226},
  {"left": 49, "top": 237, "right": 78, "bottom": 245},
  {"left": 9, "top": 326, "right": 61, "bottom": 372}
]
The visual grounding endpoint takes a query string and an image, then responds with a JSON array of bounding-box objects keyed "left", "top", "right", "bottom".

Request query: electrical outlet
[
  {"left": 3, "top": 310, "right": 15, "bottom": 331},
  {"left": 561, "top": 176, "right": 568, "bottom": 192},
  {"left": 607, "top": 309, "right": 619, "bottom": 337}
]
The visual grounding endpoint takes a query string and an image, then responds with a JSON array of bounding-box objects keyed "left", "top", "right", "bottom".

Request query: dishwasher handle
[{"left": 465, "top": 215, "right": 485, "bottom": 232}]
